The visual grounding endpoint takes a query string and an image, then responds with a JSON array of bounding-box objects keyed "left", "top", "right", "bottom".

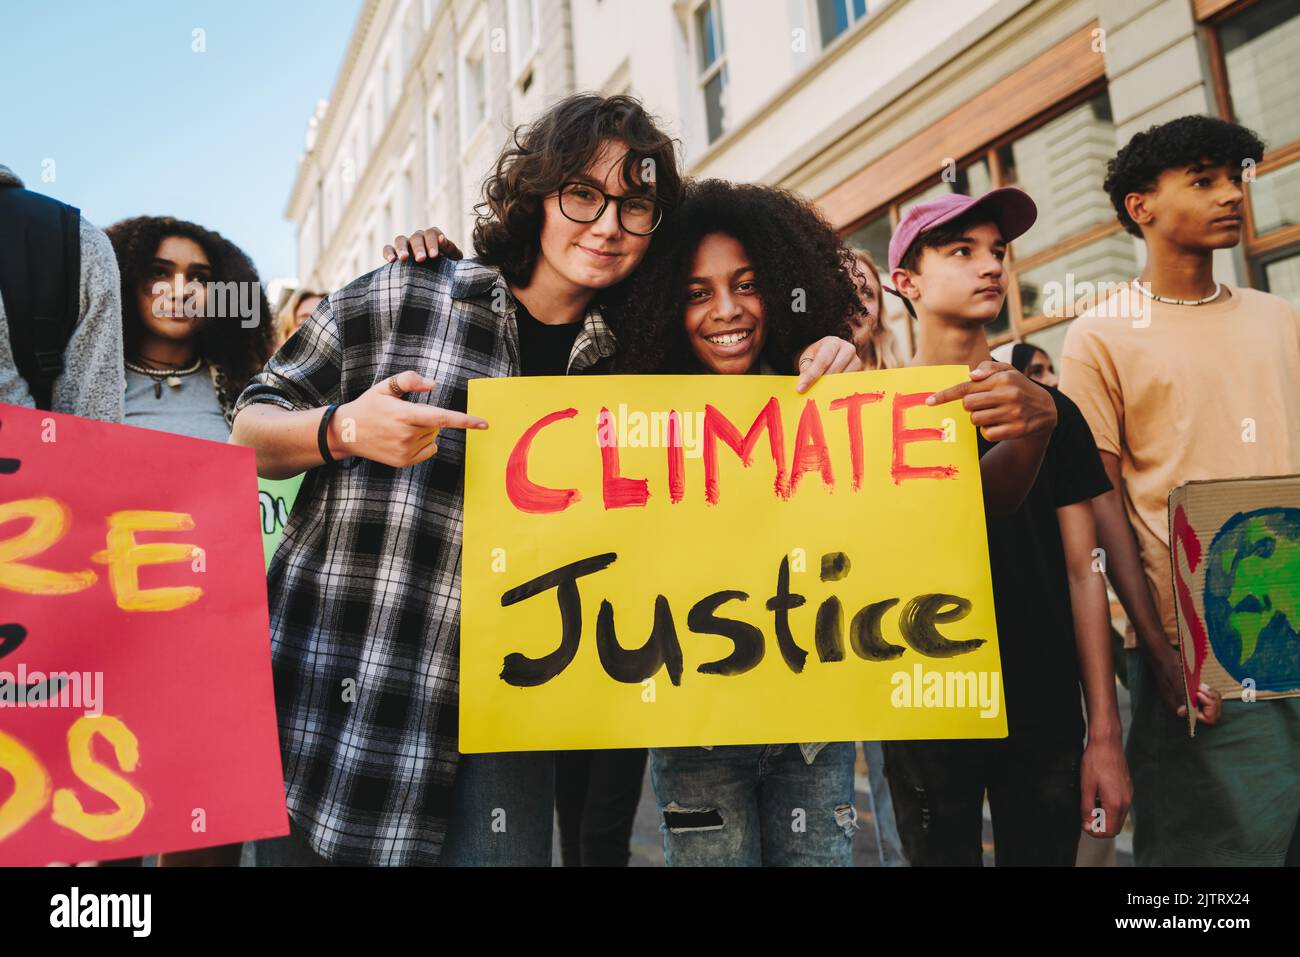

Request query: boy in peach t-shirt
[{"left": 1061, "top": 115, "right": 1300, "bottom": 866}]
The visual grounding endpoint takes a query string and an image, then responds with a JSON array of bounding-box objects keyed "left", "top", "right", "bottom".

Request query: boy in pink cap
[{"left": 881, "top": 188, "right": 1131, "bottom": 866}]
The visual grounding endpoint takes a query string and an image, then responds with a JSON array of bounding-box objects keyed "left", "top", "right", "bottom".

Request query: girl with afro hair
[
  {"left": 618, "top": 179, "right": 865, "bottom": 866},
  {"left": 615, "top": 178, "right": 863, "bottom": 378}
]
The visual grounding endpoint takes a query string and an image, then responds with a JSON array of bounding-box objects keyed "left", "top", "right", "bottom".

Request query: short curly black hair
[
  {"left": 106, "top": 216, "right": 274, "bottom": 408},
  {"left": 1104, "top": 115, "right": 1265, "bottom": 237},
  {"left": 615, "top": 179, "right": 862, "bottom": 374}
]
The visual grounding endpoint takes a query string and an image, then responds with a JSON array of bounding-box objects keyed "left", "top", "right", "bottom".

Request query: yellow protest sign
[{"left": 462, "top": 367, "right": 1006, "bottom": 752}]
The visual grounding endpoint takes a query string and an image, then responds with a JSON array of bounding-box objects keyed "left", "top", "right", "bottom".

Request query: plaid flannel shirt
[{"left": 234, "top": 257, "right": 617, "bottom": 865}]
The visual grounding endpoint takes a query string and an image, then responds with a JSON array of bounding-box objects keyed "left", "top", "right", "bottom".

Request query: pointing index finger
[
  {"left": 405, "top": 405, "right": 489, "bottom": 431},
  {"left": 926, "top": 379, "right": 977, "bottom": 406}
]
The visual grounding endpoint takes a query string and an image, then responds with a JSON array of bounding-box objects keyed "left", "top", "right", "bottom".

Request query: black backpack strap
[{"left": 0, "top": 186, "right": 83, "bottom": 410}]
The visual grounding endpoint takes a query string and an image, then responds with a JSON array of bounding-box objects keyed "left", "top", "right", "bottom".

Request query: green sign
[{"left": 258, "top": 475, "right": 303, "bottom": 569}]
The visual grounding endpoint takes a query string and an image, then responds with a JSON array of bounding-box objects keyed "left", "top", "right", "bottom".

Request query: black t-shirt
[
  {"left": 977, "top": 385, "right": 1111, "bottom": 738},
  {"left": 516, "top": 299, "right": 582, "bottom": 377}
]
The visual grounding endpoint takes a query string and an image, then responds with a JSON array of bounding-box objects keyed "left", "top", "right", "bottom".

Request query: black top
[
  {"left": 978, "top": 385, "right": 1111, "bottom": 737},
  {"left": 516, "top": 299, "right": 582, "bottom": 377}
]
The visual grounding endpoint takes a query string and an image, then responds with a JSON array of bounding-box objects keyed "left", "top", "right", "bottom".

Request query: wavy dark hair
[
  {"left": 106, "top": 216, "right": 273, "bottom": 408},
  {"left": 616, "top": 179, "right": 863, "bottom": 374},
  {"left": 472, "top": 93, "right": 682, "bottom": 299},
  {"left": 1105, "top": 115, "right": 1265, "bottom": 237}
]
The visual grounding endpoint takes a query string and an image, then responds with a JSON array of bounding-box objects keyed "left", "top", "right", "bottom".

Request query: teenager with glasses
[
  {"left": 239, "top": 90, "right": 858, "bottom": 867},
  {"left": 379, "top": 178, "right": 861, "bottom": 870},
  {"left": 232, "top": 94, "right": 681, "bottom": 866}
]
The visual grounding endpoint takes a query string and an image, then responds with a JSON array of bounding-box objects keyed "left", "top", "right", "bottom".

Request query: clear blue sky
[{"left": 0, "top": 0, "right": 363, "bottom": 282}]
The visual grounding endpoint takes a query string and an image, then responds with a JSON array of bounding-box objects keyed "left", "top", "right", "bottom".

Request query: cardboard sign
[
  {"left": 1169, "top": 474, "right": 1300, "bottom": 734},
  {"left": 259, "top": 475, "right": 303, "bottom": 569},
  {"left": 0, "top": 404, "right": 288, "bottom": 865},
  {"left": 461, "top": 368, "right": 1006, "bottom": 752}
]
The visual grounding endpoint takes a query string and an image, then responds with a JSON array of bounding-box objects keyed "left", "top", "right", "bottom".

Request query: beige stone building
[
  {"left": 288, "top": 0, "right": 1300, "bottom": 361},
  {"left": 287, "top": 0, "right": 575, "bottom": 293}
]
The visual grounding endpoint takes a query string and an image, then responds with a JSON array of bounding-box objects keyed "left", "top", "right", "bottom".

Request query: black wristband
[{"left": 318, "top": 404, "right": 340, "bottom": 465}]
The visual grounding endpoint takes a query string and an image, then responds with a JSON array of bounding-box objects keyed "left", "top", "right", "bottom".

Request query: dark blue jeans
[
  {"left": 649, "top": 743, "right": 857, "bottom": 866},
  {"left": 440, "top": 751, "right": 554, "bottom": 866},
  {"left": 253, "top": 751, "right": 554, "bottom": 866}
]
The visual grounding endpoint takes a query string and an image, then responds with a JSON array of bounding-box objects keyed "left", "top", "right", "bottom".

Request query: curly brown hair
[
  {"left": 472, "top": 93, "right": 682, "bottom": 296},
  {"left": 616, "top": 179, "right": 863, "bottom": 374},
  {"left": 106, "top": 216, "right": 273, "bottom": 408}
]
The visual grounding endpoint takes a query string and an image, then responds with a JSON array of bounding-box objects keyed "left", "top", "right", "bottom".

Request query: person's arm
[
  {"left": 52, "top": 221, "right": 124, "bottom": 423},
  {"left": 1058, "top": 499, "right": 1131, "bottom": 839},
  {"left": 232, "top": 371, "right": 487, "bottom": 479},
  {"left": 977, "top": 434, "right": 1051, "bottom": 518},
  {"left": 233, "top": 402, "right": 346, "bottom": 479},
  {"left": 1056, "top": 329, "right": 1217, "bottom": 722},
  {"left": 927, "top": 361, "right": 1056, "bottom": 518},
  {"left": 229, "top": 289, "right": 486, "bottom": 479},
  {"left": 1093, "top": 452, "right": 1221, "bottom": 724}
]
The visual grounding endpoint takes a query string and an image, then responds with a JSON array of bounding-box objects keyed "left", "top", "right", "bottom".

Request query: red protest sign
[{"left": 0, "top": 404, "right": 287, "bottom": 865}]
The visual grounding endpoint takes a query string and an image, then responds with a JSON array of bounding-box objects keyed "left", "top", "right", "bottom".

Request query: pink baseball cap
[{"left": 888, "top": 187, "right": 1038, "bottom": 272}]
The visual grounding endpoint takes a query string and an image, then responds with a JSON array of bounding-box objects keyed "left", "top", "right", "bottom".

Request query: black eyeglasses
[{"left": 556, "top": 181, "right": 663, "bottom": 235}]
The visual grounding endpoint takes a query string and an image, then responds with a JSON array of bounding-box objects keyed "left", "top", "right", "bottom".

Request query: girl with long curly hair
[
  {"left": 104, "top": 217, "right": 272, "bottom": 866},
  {"left": 106, "top": 216, "right": 272, "bottom": 443},
  {"left": 614, "top": 178, "right": 866, "bottom": 866}
]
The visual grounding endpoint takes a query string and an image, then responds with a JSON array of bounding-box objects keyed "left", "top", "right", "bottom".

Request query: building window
[
  {"left": 694, "top": 0, "right": 727, "bottom": 143},
  {"left": 460, "top": 41, "right": 488, "bottom": 144},
  {"left": 344, "top": 127, "right": 363, "bottom": 197},
  {"left": 324, "top": 179, "right": 338, "bottom": 237},
  {"left": 401, "top": 164, "right": 415, "bottom": 235},
  {"left": 1257, "top": 248, "right": 1300, "bottom": 303},
  {"left": 427, "top": 107, "right": 442, "bottom": 191},
  {"left": 841, "top": 86, "right": 1134, "bottom": 364},
  {"left": 507, "top": 0, "right": 539, "bottom": 80},
  {"left": 817, "top": 0, "right": 868, "bottom": 48},
  {"left": 368, "top": 89, "right": 381, "bottom": 151},
  {"left": 1208, "top": 0, "right": 1300, "bottom": 308},
  {"left": 401, "top": 1, "right": 421, "bottom": 69},
  {"left": 380, "top": 55, "right": 392, "bottom": 119}
]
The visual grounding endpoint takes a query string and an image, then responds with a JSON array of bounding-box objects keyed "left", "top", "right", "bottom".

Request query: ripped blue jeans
[{"left": 649, "top": 743, "right": 857, "bottom": 866}]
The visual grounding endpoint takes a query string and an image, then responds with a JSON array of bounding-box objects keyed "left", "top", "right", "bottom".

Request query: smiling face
[
  {"left": 531, "top": 138, "right": 655, "bottom": 298},
  {"left": 894, "top": 220, "right": 1007, "bottom": 326},
  {"left": 682, "top": 232, "right": 767, "bottom": 375},
  {"left": 135, "top": 235, "right": 212, "bottom": 343},
  {"left": 1137, "top": 160, "right": 1246, "bottom": 252}
]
